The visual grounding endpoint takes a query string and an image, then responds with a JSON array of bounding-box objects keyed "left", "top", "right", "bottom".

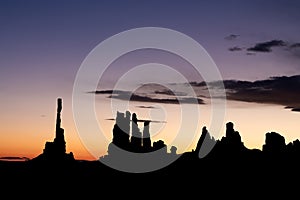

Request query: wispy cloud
[
  {"left": 218, "top": 75, "right": 300, "bottom": 112},
  {"left": 287, "top": 42, "right": 300, "bottom": 60},
  {"left": 0, "top": 156, "right": 30, "bottom": 161},
  {"left": 291, "top": 108, "right": 300, "bottom": 112},
  {"left": 154, "top": 89, "right": 187, "bottom": 96},
  {"left": 105, "top": 118, "right": 166, "bottom": 123},
  {"left": 246, "top": 52, "right": 256, "bottom": 56},
  {"left": 93, "top": 75, "right": 300, "bottom": 112},
  {"left": 93, "top": 88, "right": 204, "bottom": 105},
  {"left": 109, "top": 93, "right": 204, "bottom": 104},
  {"left": 226, "top": 37, "right": 300, "bottom": 60},
  {"left": 247, "top": 40, "right": 286, "bottom": 52},
  {"left": 225, "top": 34, "right": 240, "bottom": 40},
  {"left": 228, "top": 46, "right": 243, "bottom": 52},
  {"left": 136, "top": 105, "right": 157, "bottom": 109},
  {"left": 290, "top": 43, "right": 300, "bottom": 48},
  {"left": 93, "top": 90, "right": 131, "bottom": 95}
]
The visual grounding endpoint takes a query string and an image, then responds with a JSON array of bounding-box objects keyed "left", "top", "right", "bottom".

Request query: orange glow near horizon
[
  {"left": 1, "top": 0, "right": 300, "bottom": 164},
  {"left": 0, "top": 96, "right": 299, "bottom": 161}
]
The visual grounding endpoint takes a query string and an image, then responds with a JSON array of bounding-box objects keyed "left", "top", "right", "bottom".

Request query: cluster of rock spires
[
  {"left": 107, "top": 111, "right": 171, "bottom": 154},
  {"left": 30, "top": 97, "right": 300, "bottom": 165},
  {"left": 193, "top": 121, "right": 300, "bottom": 162},
  {"left": 99, "top": 111, "right": 179, "bottom": 165}
]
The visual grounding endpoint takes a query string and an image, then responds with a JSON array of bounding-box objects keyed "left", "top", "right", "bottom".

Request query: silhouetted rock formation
[
  {"left": 112, "top": 111, "right": 131, "bottom": 151},
  {"left": 195, "top": 126, "right": 209, "bottom": 154},
  {"left": 21, "top": 97, "right": 300, "bottom": 180},
  {"left": 193, "top": 122, "right": 300, "bottom": 166},
  {"left": 170, "top": 146, "right": 177, "bottom": 155},
  {"left": 100, "top": 110, "right": 174, "bottom": 164},
  {"left": 130, "top": 113, "right": 142, "bottom": 152},
  {"left": 263, "top": 132, "right": 286, "bottom": 154},
  {"left": 153, "top": 140, "right": 167, "bottom": 153},
  {"left": 3, "top": 100, "right": 300, "bottom": 192},
  {"left": 142, "top": 121, "right": 152, "bottom": 151},
  {"left": 31, "top": 98, "right": 74, "bottom": 163},
  {"left": 261, "top": 132, "right": 300, "bottom": 161},
  {"left": 107, "top": 110, "right": 171, "bottom": 154},
  {"left": 195, "top": 126, "right": 216, "bottom": 158},
  {"left": 195, "top": 122, "right": 248, "bottom": 160},
  {"left": 287, "top": 139, "right": 300, "bottom": 155},
  {"left": 223, "top": 122, "right": 244, "bottom": 149}
]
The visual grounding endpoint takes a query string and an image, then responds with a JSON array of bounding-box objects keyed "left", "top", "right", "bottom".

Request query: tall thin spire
[
  {"left": 56, "top": 98, "right": 62, "bottom": 138},
  {"left": 131, "top": 113, "right": 142, "bottom": 151},
  {"left": 54, "top": 97, "right": 66, "bottom": 154},
  {"left": 33, "top": 97, "right": 74, "bottom": 162},
  {"left": 143, "top": 121, "right": 151, "bottom": 150}
]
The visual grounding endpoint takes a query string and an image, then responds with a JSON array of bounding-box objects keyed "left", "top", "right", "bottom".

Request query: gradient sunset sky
[{"left": 1, "top": 0, "right": 300, "bottom": 161}]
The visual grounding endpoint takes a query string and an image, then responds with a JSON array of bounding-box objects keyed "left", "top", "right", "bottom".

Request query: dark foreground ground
[{"left": 0, "top": 153, "right": 299, "bottom": 198}]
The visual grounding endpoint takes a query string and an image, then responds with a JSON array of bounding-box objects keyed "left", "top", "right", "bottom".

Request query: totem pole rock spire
[
  {"left": 56, "top": 98, "right": 62, "bottom": 137},
  {"left": 31, "top": 98, "right": 74, "bottom": 163}
]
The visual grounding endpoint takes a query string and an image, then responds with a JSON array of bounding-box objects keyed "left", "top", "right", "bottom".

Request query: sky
[{"left": 1, "top": 0, "right": 300, "bottom": 161}]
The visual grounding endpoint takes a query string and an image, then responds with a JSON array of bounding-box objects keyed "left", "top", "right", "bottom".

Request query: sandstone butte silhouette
[{"left": 2, "top": 97, "right": 300, "bottom": 183}]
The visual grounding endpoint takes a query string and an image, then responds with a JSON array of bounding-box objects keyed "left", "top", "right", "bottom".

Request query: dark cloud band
[{"left": 247, "top": 40, "right": 286, "bottom": 52}]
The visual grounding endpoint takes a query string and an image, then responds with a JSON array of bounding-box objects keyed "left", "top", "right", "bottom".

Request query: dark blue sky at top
[{"left": 1, "top": 0, "right": 300, "bottom": 97}]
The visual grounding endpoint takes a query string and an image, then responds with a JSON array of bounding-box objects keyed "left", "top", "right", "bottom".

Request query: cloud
[
  {"left": 227, "top": 39, "right": 300, "bottom": 59},
  {"left": 223, "top": 75, "right": 300, "bottom": 112},
  {"left": 136, "top": 106, "right": 157, "bottom": 109},
  {"left": 93, "top": 90, "right": 204, "bottom": 105},
  {"left": 190, "top": 75, "right": 300, "bottom": 112},
  {"left": 228, "top": 46, "right": 243, "bottom": 51},
  {"left": 105, "top": 118, "right": 115, "bottom": 121},
  {"left": 93, "top": 90, "right": 131, "bottom": 95},
  {"left": 285, "top": 106, "right": 300, "bottom": 112},
  {"left": 154, "top": 89, "right": 187, "bottom": 96},
  {"left": 225, "top": 34, "right": 240, "bottom": 40},
  {"left": 0, "top": 156, "right": 30, "bottom": 161},
  {"left": 93, "top": 75, "right": 300, "bottom": 111},
  {"left": 109, "top": 93, "right": 204, "bottom": 104},
  {"left": 291, "top": 108, "right": 300, "bottom": 112},
  {"left": 290, "top": 43, "right": 300, "bottom": 48},
  {"left": 105, "top": 118, "right": 166, "bottom": 123},
  {"left": 247, "top": 40, "right": 286, "bottom": 52},
  {"left": 189, "top": 81, "right": 207, "bottom": 87}
]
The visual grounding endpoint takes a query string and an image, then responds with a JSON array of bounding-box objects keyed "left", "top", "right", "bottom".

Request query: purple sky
[
  {"left": 1, "top": 0, "right": 300, "bottom": 159},
  {"left": 1, "top": 0, "right": 300, "bottom": 90},
  {"left": 1, "top": 0, "right": 300, "bottom": 113},
  {"left": 1, "top": 0, "right": 299, "bottom": 104}
]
